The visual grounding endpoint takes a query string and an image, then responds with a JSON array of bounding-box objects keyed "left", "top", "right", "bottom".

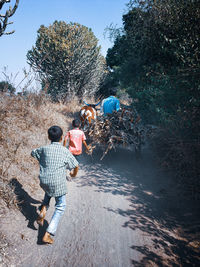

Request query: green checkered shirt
[{"left": 31, "top": 142, "right": 78, "bottom": 197}]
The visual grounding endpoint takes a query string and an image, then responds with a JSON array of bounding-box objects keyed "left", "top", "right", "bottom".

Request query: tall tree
[
  {"left": 106, "top": 0, "right": 200, "bottom": 188},
  {"left": 27, "top": 21, "right": 106, "bottom": 101},
  {"left": 106, "top": 0, "right": 200, "bottom": 124},
  {"left": 0, "top": 0, "right": 19, "bottom": 37}
]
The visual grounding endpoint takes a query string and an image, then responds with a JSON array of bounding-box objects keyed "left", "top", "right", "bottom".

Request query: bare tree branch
[{"left": 0, "top": 0, "right": 19, "bottom": 37}]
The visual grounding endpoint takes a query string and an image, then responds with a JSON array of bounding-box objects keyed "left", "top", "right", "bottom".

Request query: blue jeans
[{"left": 42, "top": 193, "right": 66, "bottom": 236}]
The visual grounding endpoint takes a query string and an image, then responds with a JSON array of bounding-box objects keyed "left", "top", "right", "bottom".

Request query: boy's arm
[
  {"left": 65, "top": 150, "right": 79, "bottom": 177},
  {"left": 82, "top": 131, "right": 92, "bottom": 154},
  {"left": 70, "top": 166, "right": 79, "bottom": 177},
  {"left": 83, "top": 140, "right": 92, "bottom": 154},
  {"left": 83, "top": 140, "right": 89, "bottom": 151},
  {"left": 31, "top": 147, "right": 42, "bottom": 161},
  {"left": 63, "top": 134, "right": 69, "bottom": 147}
]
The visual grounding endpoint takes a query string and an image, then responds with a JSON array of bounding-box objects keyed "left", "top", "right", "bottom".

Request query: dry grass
[
  {"left": 0, "top": 92, "right": 82, "bottom": 264},
  {"left": 0, "top": 92, "right": 81, "bottom": 213}
]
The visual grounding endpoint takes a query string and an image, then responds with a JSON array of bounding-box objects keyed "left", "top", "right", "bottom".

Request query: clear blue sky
[{"left": 0, "top": 0, "right": 128, "bottom": 90}]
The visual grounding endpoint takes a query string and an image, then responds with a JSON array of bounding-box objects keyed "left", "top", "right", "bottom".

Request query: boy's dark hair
[
  {"left": 72, "top": 119, "right": 80, "bottom": 128},
  {"left": 48, "top": 126, "right": 63, "bottom": 142}
]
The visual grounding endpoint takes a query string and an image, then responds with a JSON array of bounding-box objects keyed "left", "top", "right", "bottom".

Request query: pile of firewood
[{"left": 85, "top": 108, "right": 148, "bottom": 159}]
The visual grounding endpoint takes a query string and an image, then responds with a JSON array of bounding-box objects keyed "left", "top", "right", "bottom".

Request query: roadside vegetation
[
  {"left": 0, "top": 0, "right": 199, "bottom": 206},
  {"left": 0, "top": 0, "right": 200, "bottom": 266},
  {"left": 104, "top": 0, "right": 200, "bottom": 198},
  {"left": 0, "top": 1, "right": 199, "bottom": 261},
  {"left": 0, "top": 92, "right": 81, "bottom": 212},
  {"left": 0, "top": 0, "right": 199, "bottom": 208}
]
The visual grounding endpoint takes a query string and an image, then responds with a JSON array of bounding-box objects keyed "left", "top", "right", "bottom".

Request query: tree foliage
[
  {"left": 0, "top": 0, "right": 19, "bottom": 37},
  {"left": 106, "top": 0, "right": 200, "bottom": 187},
  {"left": 106, "top": 0, "right": 200, "bottom": 125},
  {"left": 27, "top": 21, "right": 106, "bottom": 101}
]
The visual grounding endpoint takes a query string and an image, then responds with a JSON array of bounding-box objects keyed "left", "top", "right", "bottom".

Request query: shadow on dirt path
[
  {"left": 9, "top": 178, "right": 41, "bottom": 230},
  {"left": 9, "top": 178, "right": 51, "bottom": 245},
  {"left": 75, "top": 145, "right": 200, "bottom": 266},
  {"left": 2, "top": 146, "right": 200, "bottom": 267}
]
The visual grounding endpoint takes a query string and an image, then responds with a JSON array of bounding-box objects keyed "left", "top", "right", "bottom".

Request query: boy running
[
  {"left": 31, "top": 125, "right": 78, "bottom": 244},
  {"left": 63, "top": 119, "right": 90, "bottom": 177}
]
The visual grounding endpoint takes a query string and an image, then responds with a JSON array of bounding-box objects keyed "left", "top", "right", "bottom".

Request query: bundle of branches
[{"left": 85, "top": 108, "right": 148, "bottom": 159}]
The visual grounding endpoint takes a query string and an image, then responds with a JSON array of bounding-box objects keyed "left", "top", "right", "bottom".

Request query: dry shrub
[
  {"left": 0, "top": 92, "right": 86, "bottom": 263},
  {"left": 0, "top": 92, "right": 81, "bottom": 213},
  {"left": 61, "top": 96, "right": 81, "bottom": 116}
]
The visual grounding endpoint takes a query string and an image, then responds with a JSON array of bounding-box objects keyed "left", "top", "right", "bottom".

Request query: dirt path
[{"left": 1, "top": 146, "right": 200, "bottom": 266}]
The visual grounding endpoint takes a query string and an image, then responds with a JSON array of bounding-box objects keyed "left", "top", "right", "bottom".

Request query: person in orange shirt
[{"left": 63, "top": 119, "right": 91, "bottom": 178}]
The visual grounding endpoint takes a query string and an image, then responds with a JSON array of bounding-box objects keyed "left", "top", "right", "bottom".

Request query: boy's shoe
[
  {"left": 36, "top": 205, "right": 46, "bottom": 226},
  {"left": 42, "top": 232, "right": 54, "bottom": 244}
]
